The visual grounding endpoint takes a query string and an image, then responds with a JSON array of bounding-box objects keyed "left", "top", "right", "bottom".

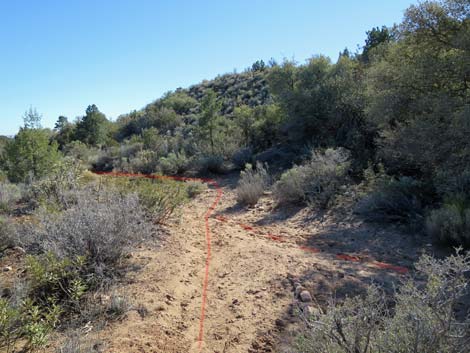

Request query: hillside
[{"left": 1, "top": 1, "right": 470, "bottom": 352}]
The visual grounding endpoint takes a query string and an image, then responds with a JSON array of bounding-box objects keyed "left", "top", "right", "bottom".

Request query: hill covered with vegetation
[{"left": 1, "top": 1, "right": 469, "bottom": 352}]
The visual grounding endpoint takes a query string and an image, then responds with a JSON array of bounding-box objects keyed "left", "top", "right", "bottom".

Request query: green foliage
[
  {"left": 105, "top": 176, "right": 189, "bottom": 224},
  {"left": 366, "top": 0, "right": 470, "bottom": 179},
  {"left": 197, "top": 154, "right": 224, "bottom": 174},
  {"left": 3, "top": 127, "right": 61, "bottom": 183},
  {"left": 198, "top": 89, "right": 223, "bottom": 155},
  {"left": 185, "top": 180, "right": 207, "bottom": 198},
  {"left": 0, "top": 216, "right": 15, "bottom": 251},
  {"left": 273, "top": 148, "right": 350, "bottom": 208},
  {"left": 54, "top": 116, "right": 76, "bottom": 149},
  {"left": 236, "top": 162, "right": 270, "bottom": 206},
  {"left": 356, "top": 177, "right": 426, "bottom": 227},
  {"left": 426, "top": 199, "right": 470, "bottom": 247},
  {"left": 26, "top": 253, "right": 88, "bottom": 308},
  {"left": 29, "top": 158, "right": 84, "bottom": 209},
  {"left": 22, "top": 107, "right": 42, "bottom": 130},
  {"left": 0, "top": 181, "right": 22, "bottom": 213},
  {"left": 0, "top": 296, "right": 61, "bottom": 353},
  {"left": 361, "top": 26, "right": 394, "bottom": 63},
  {"left": 160, "top": 91, "right": 198, "bottom": 115},
  {"left": 158, "top": 151, "right": 191, "bottom": 175},
  {"left": 295, "top": 251, "right": 470, "bottom": 353},
  {"left": 75, "top": 105, "right": 110, "bottom": 146},
  {"left": 268, "top": 56, "right": 375, "bottom": 168}
]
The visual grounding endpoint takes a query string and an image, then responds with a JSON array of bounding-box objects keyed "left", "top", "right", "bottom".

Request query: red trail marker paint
[{"left": 94, "top": 171, "right": 222, "bottom": 351}]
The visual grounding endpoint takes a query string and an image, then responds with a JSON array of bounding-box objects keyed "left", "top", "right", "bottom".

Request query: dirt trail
[{"left": 101, "top": 177, "right": 417, "bottom": 353}]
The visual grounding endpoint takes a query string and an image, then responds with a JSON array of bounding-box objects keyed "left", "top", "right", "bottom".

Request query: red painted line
[
  {"left": 298, "top": 245, "right": 321, "bottom": 253},
  {"left": 198, "top": 181, "right": 222, "bottom": 349},
  {"left": 93, "top": 171, "right": 222, "bottom": 350},
  {"left": 212, "top": 211, "right": 409, "bottom": 275},
  {"left": 265, "top": 233, "right": 287, "bottom": 243},
  {"left": 372, "top": 261, "right": 409, "bottom": 274},
  {"left": 239, "top": 223, "right": 254, "bottom": 231},
  {"left": 336, "top": 253, "right": 361, "bottom": 262}
]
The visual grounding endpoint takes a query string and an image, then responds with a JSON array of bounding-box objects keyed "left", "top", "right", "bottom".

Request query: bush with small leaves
[
  {"left": 185, "top": 180, "right": 207, "bottom": 198},
  {"left": 198, "top": 154, "right": 224, "bottom": 174},
  {"left": 158, "top": 152, "right": 191, "bottom": 175},
  {"left": 236, "top": 162, "right": 270, "bottom": 206},
  {"left": 0, "top": 181, "right": 23, "bottom": 213},
  {"left": 20, "top": 189, "right": 154, "bottom": 284},
  {"left": 273, "top": 148, "right": 350, "bottom": 208},
  {"left": 56, "top": 333, "right": 103, "bottom": 353},
  {"left": 105, "top": 177, "right": 189, "bottom": 224},
  {"left": 0, "top": 297, "right": 61, "bottom": 353},
  {"left": 295, "top": 251, "right": 470, "bottom": 353},
  {"left": 0, "top": 217, "right": 15, "bottom": 252},
  {"left": 426, "top": 202, "right": 470, "bottom": 247},
  {"left": 356, "top": 176, "right": 426, "bottom": 227},
  {"left": 105, "top": 292, "right": 131, "bottom": 320},
  {"left": 29, "top": 158, "right": 84, "bottom": 210},
  {"left": 232, "top": 147, "right": 254, "bottom": 170}
]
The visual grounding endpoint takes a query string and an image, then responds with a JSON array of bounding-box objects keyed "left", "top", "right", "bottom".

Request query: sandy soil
[{"left": 96, "top": 176, "right": 428, "bottom": 353}]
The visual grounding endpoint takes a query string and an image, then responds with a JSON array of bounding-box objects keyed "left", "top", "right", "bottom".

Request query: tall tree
[
  {"left": 53, "top": 116, "right": 75, "bottom": 149},
  {"left": 75, "top": 105, "right": 109, "bottom": 146},
  {"left": 4, "top": 112, "right": 60, "bottom": 182},
  {"left": 199, "top": 90, "right": 222, "bottom": 155},
  {"left": 23, "top": 107, "right": 42, "bottom": 129}
]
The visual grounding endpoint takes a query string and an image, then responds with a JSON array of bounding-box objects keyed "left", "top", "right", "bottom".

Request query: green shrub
[
  {"left": 273, "top": 148, "right": 350, "bottom": 208},
  {"left": 3, "top": 127, "right": 61, "bottom": 183},
  {"left": 236, "top": 162, "right": 270, "bottom": 206},
  {"left": 426, "top": 201, "right": 470, "bottom": 247},
  {"left": 185, "top": 180, "right": 207, "bottom": 198},
  {"left": 198, "top": 154, "right": 224, "bottom": 174},
  {"left": 158, "top": 152, "right": 190, "bottom": 175},
  {"left": 295, "top": 251, "right": 470, "bottom": 353},
  {"left": 20, "top": 189, "right": 153, "bottom": 284},
  {"left": 29, "top": 158, "right": 84, "bottom": 210},
  {"left": 0, "top": 296, "right": 61, "bottom": 353},
  {"left": 26, "top": 253, "right": 88, "bottom": 309},
  {"left": 0, "top": 217, "right": 15, "bottom": 252},
  {"left": 356, "top": 176, "right": 426, "bottom": 226},
  {"left": 0, "top": 182, "right": 22, "bottom": 213},
  {"left": 105, "top": 177, "right": 189, "bottom": 224},
  {"left": 126, "top": 150, "right": 158, "bottom": 174},
  {"left": 232, "top": 147, "right": 254, "bottom": 170}
]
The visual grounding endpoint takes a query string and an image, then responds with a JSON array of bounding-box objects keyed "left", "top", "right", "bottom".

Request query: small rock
[
  {"left": 2, "top": 266, "right": 12, "bottom": 272},
  {"left": 299, "top": 290, "right": 312, "bottom": 303},
  {"left": 294, "top": 285, "right": 305, "bottom": 297},
  {"left": 275, "top": 318, "right": 286, "bottom": 328}
]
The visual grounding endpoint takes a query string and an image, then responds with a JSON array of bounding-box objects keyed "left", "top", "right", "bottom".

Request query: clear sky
[{"left": 0, "top": 0, "right": 417, "bottom": 136}]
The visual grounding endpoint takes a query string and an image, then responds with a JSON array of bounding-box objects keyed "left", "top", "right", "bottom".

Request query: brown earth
[{"left": 94, "top": 176, "right": 430, "bottom": 353}]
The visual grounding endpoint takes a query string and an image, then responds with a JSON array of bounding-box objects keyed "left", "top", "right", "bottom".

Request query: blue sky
[{"left": 0, "top": 0, "right": 417, "bottom": 136}]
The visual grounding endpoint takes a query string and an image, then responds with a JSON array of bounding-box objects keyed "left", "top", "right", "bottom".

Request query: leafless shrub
[
  {"left": 236, "top": 162, "right": 270, "bottom": 205},
  {"left": 56, "top": 333, "right": 104, "bottom": 353},
  {"left": 19, "top": 189, "right": 155, "bottom": 283},
  {"left": 296, "top": 251, "right": 470, "bottom": 353},
  {"left": 105, "top": 293, "right": 131, "bottom": 320}
]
